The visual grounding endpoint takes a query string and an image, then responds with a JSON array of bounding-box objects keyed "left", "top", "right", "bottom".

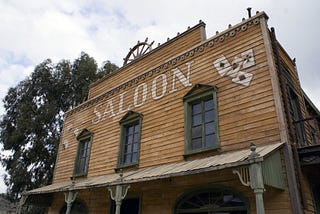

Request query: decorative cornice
[{"left": 65, "top": 12, "right": 267, "bottom": 118}]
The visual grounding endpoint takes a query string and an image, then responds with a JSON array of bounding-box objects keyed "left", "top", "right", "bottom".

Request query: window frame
[
  {"left": 117, "top": 111, "right": 143, "bottom": 169},
  {"left": 73, "top": 129, "right": 93, "bottom": 177},
  {"left": 183, "top": 84, "right": 220, "bottom": 156}
]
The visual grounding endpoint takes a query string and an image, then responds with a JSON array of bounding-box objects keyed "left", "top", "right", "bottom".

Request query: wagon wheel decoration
[{"left": 123, "top": 38, "right": 154, "bottom": 66}]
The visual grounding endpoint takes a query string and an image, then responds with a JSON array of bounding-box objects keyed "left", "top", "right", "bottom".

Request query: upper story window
[
  {"left": 118, "top": 111, "right": 143, "bottom": 168},
  {"left": 74, "top": 129, "right": 93, "bottom": 177},
  {"left": 183, "top": 84, "right": 219, "bottom": 155}
]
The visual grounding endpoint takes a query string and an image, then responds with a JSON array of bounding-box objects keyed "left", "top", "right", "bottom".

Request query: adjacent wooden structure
[{"left": 23, "top": 11, "right": 320, "bottom": 214}]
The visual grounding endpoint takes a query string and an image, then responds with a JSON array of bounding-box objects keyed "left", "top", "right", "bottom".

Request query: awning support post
[
  {"left": 64, "top": 178, "right": 78, "bottom": 214},
  {"left": 233, "top": 143, "right": 265, "bottom": 214},
  {"left": 249, "top": 161, "right": 265, "bottom": 214},
  {"left": 248, "top": 143, "right": 265, "bottom": 214},
  {"left": 108, "top": 170, "right": 130, "bottom": 214}
]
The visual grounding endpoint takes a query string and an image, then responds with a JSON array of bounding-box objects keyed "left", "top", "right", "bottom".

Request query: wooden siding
[
  {"left": 53, "top": 13, "right": 282, "bottom": 183},
  {"left": 276, "top": 44, "right": 312, "bottom": 146},
  {"left": 273, "top": 31, "right": 317, "bottom": 213},
  {"left": 88, "top": 22, "right": 206, "bottom": 99}
]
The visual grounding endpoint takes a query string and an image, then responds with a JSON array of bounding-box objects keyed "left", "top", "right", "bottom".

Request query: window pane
[
  {"left": 83, "top": 161, "right": 88, "bottom": 173},
  {"left": 204, "top": 110, "right": 214, "bottom": 123},
  {"left": 124, "top": 154, "right": 132, "bottom": 164},
  {"left": 192, "top": 126, "right": 202, "bottom": 138},
  {"left": 192, "top": 114, "right": 202, "bottom": 126},
  {"left": 132, "top": 152, "right": 138, "bottom": 162},
  {"left": 133, "top": 133, "right": 139, "bottom": 144},
  {"left": 126, "top": 134, "right": 133, "bottom": 144},
  {"left": 191, "top": 138, "right": 202, "bottom": 150},
  {"left": 192, "top": 103, "right": 201, "bottom": 115},
  {"left": 124, "top": 144, "right": 130, "bottom": 154},
  {"left": 205, "top": 134, "right": 215, "bottom": 147},
  {"left": 80, "top": 142, "right": 86, "bottom": 153},
  {"left": 79, "top": 150, "right": 85, "bottom": 158},
  {"left": 205, "top": 122, "right": 215, "bottom": 135},
  {"left": 78, "top": 158, "right": 85, "bottom": 173},
  {"left": 85, "top": 142, "right": 90, "bottom": 152},
  {"left": 127, "top": 126, "right": 134, "bottom": 135},
  {"left": 81, "top": 144, "right": 87, "bottom": 157},
  {"left": 205, "top": 99, "right": 214, "bottom": 110},
  {"left": 134, "top": 124, "right": 140, "bottom": 133},
  {"left": 132, "top": 142, "right": 138, "bottom": 152}
]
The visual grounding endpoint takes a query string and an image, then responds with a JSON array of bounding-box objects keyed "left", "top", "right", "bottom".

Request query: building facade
[{"left": 23, "top": 11, "right": 320, "bottom": 214}]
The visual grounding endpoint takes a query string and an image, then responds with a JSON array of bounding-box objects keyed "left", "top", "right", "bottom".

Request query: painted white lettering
[
  {"left": 152, "top": 74, "right": 167, "bottom": 100},
  {"left": 170, "top": 61, "right": 193, "bottom": 93},
  {"left": 92, "top": 103, "right": 104, "bottom": 124},
  {"left": 118, "top": 91, "right": 131, "bottom": 115},
  {"left": 103, "top": 99, "right": 116, "bottom": 118},
  {"left": 92, "top": 60, "right": 195, "bottom": 124},
  {"left": 134, "top": 83, "right": 148, "bottom": 107}
]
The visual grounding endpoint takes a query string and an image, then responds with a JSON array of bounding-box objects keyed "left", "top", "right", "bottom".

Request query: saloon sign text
[
  {"left": 92, "top": 48, "right": 256, "bottom": 124},
  {"left": 92, "top": 61, "right": 194, "bottom": 124}
]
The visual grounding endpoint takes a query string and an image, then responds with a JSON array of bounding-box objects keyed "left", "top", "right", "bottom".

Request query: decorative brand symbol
[{"left": 213, "top": 49, "right": 255, "bottom": 87}]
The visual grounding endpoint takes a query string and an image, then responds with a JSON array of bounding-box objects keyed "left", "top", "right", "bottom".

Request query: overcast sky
[{"left": 0, "top": 0, "right": 319, "bottom": 193}]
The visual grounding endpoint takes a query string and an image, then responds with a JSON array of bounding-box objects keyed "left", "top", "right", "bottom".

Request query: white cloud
[
  {"left": 0, "top": 61, "right": 33, "bottom": 115},
  {"left": 0, "top": 166, "right": 8, "bottom": 193}
]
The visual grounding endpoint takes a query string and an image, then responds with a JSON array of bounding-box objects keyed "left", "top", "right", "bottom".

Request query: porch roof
[{"left": 26, "top": 142, "right": 284, "bottom": 196}]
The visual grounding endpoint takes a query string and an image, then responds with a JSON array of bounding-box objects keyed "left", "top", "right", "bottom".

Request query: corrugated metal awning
[{"left": 26, "top": 142, "right": 283, "bottom": 196}]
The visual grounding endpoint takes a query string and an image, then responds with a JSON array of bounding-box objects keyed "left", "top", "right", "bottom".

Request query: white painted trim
[
  {"left": 260, "top": 17, "right": 303, "bottom": 214},
  {"left": 260, "top": 17, "right": 288, "bottom": 143}
]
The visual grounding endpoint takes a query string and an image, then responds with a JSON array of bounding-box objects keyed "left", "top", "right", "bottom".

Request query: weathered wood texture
[
  {"left": 301, "top": 173, "right": 316, "bottom": 213},
  {"left": 88, "top": 22, "right": 206, "bottom": 99},
  {"left": 48, "top": 168, "right": 292, "bottom": 214},
  {"left": 273, "top": 33, "right": 316, "bottom": 214},
  {"left": 276, "top": 44, "right": 313, "bottom": 146},
  {"left": 53, "top": 15, "right": 282, "bottom": 183}
]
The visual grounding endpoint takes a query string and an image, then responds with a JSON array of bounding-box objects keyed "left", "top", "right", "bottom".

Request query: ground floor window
[{"left": 175, "top": 187, "right": 248, "bottom": 214}]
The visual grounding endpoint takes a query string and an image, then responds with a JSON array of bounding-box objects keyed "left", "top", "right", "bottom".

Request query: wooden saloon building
[{"left": 22, "top": 10, "right": 320, "bottom": 214}]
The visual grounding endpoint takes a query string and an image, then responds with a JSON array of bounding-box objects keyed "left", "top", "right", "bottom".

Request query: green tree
[
  {"left": 0, "top": 52, "right": 118, "bottom": 201},
  {"left": 99, "top": 60, "right": 119, "bottom": 76}
]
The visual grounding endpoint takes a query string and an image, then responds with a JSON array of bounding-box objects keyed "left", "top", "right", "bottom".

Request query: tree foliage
[{"left": 0, "top": 52, "right": 118, "bottom": 200}]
